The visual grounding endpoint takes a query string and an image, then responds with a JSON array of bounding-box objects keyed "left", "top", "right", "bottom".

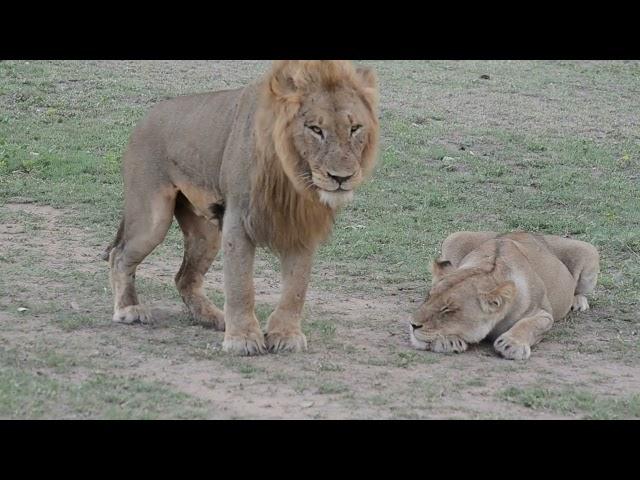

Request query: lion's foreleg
[
  {"left": 220, "top": 213, "right": 266, "bottom": 355},
  {"left": 265, "top": 248, "right": 314, "bottom": 353},
  {"left": 493, "top": 309, "right": 554, "bottom": 360}
]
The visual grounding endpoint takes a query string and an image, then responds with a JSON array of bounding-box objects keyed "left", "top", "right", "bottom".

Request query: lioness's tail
[{"left": 101, "top": 218, "right": 124, "bottom": 261}]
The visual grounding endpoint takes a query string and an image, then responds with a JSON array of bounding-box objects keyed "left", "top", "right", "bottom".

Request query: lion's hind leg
[
  {"left": 110, "top": 186, "right": 177, "bottom": 324},
  {"left": 174, "top": 194, "right": 225, "bottom": 331},
  {"left": 541, "top": 236, "right": 600, "bottom": 312},
  {"left": 571, "top": 245, "right": 599, "bottom": 312}
]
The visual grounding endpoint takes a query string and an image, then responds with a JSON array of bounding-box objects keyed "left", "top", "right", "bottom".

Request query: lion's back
[
  {"left": 122, "top": 86, "right": 254, "bottom": 193},
  {"left": 142, "top": 88, "right": 245, "bottom": 157}
]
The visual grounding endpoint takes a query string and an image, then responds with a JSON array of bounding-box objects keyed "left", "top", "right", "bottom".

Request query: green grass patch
[{"left": 500, "top": 386, "right": 640, "bottom": 419}]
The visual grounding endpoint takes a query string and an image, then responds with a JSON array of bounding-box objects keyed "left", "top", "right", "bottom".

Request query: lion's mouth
[
  {"left": 317, "top": 189, "right": 354, "bottom": 209},
  {"left": 309, "top": 168, "right": 360, "bottom": 193},
  {"left": 311, "top": 179, "right": 354, "bottom": 192},
  {"left": 321, "top": 185, "right": 352, "bottom": 193}
]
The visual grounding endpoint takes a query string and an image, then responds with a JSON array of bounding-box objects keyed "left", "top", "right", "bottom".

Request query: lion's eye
[
  {"left": 307, "top": 125, "right": 324, "bottom": 138},
  {"left": 350, "top": 125, "right": 362, "bottom": 135}
]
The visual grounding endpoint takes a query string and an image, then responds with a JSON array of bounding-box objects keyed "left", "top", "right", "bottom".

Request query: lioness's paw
[
  {"left": 222, "top": 331, "right": 266, "bottom": 356},
  {"left": 430, "top": 335, "right": 468, "bottom": 354},
  {"left": 571, "top": 294, "right": 590, "bottom": 312},
  {"left": 113, "top": 305, "right": 151, "bottom": 325},
  {"left": 494, "top": 334, "right": 531, "bottom": 360},
  {"left": 265, "top": 330, "right": 308, "bottom": 354}
]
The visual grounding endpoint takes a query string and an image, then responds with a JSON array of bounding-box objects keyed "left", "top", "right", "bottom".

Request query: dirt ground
[{"left": 1, "top": 200, "right": 638, "bottom": 419}]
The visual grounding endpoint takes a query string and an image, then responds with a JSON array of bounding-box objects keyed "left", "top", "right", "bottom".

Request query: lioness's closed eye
[{"left": 410, "top": 231, "right": 599, "bottom": 360}]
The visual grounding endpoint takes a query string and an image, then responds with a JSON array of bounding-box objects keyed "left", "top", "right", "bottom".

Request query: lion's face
[
  {"left": 290, "top": 88, "right": 375, "bottom": 208},
  {"left": 261, "top": 61, "right": 379, "bottom": 210},
  {"left": 410, "top": 266, "right": 516, "bottom": 352}
]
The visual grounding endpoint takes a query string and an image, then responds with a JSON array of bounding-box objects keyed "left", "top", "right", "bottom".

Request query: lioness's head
[
  {"left": 409, "top": 260, "right": 517, "bottom": 352},
  {"left": 257, "top": 60, "right": 379, "bottom": 209}
]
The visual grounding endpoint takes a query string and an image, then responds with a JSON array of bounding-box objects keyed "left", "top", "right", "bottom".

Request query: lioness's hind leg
[
  {"left": 572, "top": 245, "right": 599, "bottom": 312},
  {"left": 110, "top": 187, "right": 177, "bottom": 324},
  {"left": 174, "top": 194, "right": 225, "bottom": 331},
  {"left": 542, "top": 236, "right": 600, "bottom": 312},
  {"left": 572, "top": 294, "right": 590, "bottom": 312}
]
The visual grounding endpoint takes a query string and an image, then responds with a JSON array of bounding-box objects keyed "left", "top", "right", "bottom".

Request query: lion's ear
[
  {"left": 431, "top": 259, "right": 454, "bottom": 283},
  {"left": 356, "top": 66, "right": 377, "bottom": 90},
  {"left": 355, "top": 66, "right": 378, "bottom": 113},
  {"left": 269, "top": 61, "right": 302, "bottom": 99},
  {"left": 479, "top": 281, "right": 517, "bottom": 313}
]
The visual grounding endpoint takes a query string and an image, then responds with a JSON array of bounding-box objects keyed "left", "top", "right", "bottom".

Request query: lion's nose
[{"left": 327, "top": 172, "right": 354, "bottom": 185}]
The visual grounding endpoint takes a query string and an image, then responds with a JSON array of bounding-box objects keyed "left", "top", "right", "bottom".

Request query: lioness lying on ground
[
  {"left": 103, "top": 61, "right": 379, "bottom": 355},
  {"left": 410, "top": 232, "right": 599, "bottom": 360}
]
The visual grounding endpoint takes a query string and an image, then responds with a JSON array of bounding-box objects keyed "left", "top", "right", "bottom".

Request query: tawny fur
[
  {"left": 105, "top": 60, "right": 380, "bottom": 355},
  {"left": 249, "top": 60, "right": 379, "bottom": 252},
  {"left": 410, "top": 231, "right": 600, "bottom": 360}
]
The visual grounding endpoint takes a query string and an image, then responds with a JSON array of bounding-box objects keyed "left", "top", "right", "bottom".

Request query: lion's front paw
[
  {"left": 430, "top": 335, "right": 468, "bottom": 354},
  {"left": 113, "top": 305, "right": 151, "bottom": 325},
  {"left": 494, "top": 334, "right": 531, "bottom": 360},
  {"left": 265, "top": 330, "right": 308, "bottom": 353},
  {"left": 571, "top": 294, "right": 590, "bottom": 312},
  {"left": 222, "top": 330, "right": 266, "bottom": 356}
]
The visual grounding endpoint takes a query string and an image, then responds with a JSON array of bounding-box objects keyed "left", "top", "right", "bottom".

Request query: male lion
[
  {"left": 410, "top": 232, "right": 599, "bottom": 360},
  {"left": 103, "top": 61, "right": 379, "bottom": 355}
]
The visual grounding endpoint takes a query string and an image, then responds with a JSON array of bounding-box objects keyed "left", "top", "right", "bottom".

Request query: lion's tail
[{"left": 101, "top": 218, "right": 124, "bottom": 261}]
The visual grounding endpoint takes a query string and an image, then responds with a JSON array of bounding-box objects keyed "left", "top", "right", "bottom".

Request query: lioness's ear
[
  {"left": 479, "top": 281, "right": 517, "bottom": 313},
  {"left": 431, "top": 259, "right": 454, "bottom": 283}
]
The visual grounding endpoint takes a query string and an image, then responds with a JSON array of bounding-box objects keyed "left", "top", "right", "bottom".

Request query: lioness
[
  {"left": 410, "top": 232, "right": 599, "bottom": 360},
  {"left": 103, "top": 61, "right": 379, "bottom": 355}
]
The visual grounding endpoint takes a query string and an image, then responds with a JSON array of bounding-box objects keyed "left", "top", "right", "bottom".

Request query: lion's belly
[{"left": 175, "top": 182, "right": 225, "bottom": 225}]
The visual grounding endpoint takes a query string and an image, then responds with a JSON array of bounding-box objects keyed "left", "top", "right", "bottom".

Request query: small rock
[
  {"left": 480, "top": 74, "right": 490, "bottom": 80},
  {"left": 441, "top": 156, "right": 456, "bottom": 162},
  {"left": 70, "top": 301, "right": 80, "bottom": 311},
  {"left": 17, "top": 307, "right": 28, "bottom": 313},
  {"left": 301, "top": 401, "right": 314, "bottom": 409}
]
